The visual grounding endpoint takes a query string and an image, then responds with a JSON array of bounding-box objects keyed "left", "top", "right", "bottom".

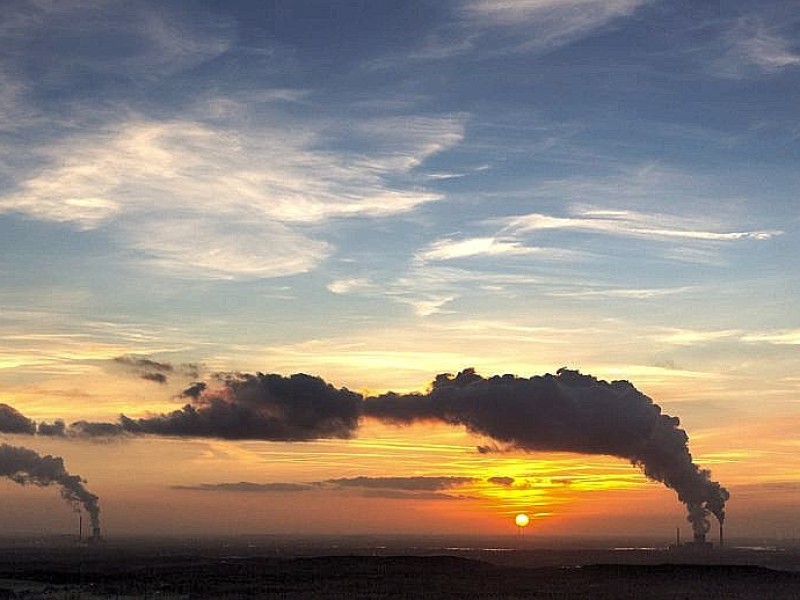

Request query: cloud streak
[
  {"left": 500, "top": 208, "right": 781, "bottom": 242},
  {"left": 716, "top": 17, "right": 800, "bottom": 78},
  {"left": 173, "top": 482, "right": 314, "bottom": 493},
  {"left": 172, "top": 475, "right": 505, "bottom": 501},
  {"left": 415, "top": 237, "right": 563, "bottom": 262}
]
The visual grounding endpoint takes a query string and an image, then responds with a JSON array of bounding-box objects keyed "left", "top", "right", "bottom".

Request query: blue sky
[{"left": 0, "top": 0, "right": 798, "bottom": 536}]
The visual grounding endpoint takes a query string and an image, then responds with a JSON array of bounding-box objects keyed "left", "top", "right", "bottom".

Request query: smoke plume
[
  {"left": 0, "top": 443, "right": 100, "bottom": 531},
  {"left": 118, "top": 372, "right": 362, "bottom": 441},
  {"left": 3, "top": 367, "right": 728, "bottom": 536},
  {"left": 363, "top": 368, "right": 729, "bottom": 537}
]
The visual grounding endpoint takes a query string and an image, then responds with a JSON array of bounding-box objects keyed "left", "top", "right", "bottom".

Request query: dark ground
[{"left": 1, "top": 537, "right": 799, "bottom": 598}]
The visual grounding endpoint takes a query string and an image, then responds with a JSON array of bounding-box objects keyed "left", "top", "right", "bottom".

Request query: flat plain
[{"left": 1, "top": 537, "right": 799, "bottom": 599}]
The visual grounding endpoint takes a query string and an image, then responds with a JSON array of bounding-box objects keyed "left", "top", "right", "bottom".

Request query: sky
[{"left": 0, "top": 0, "right": 798, "bottom": 540}]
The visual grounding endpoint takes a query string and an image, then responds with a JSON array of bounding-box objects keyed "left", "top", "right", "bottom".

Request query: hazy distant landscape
[{"left": 2, "top": 536, "right": 800, "bottom": 599}]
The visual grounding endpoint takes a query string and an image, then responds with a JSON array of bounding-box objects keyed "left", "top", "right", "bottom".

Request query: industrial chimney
[
  {"left": 719, "top": 522, "right": 724, "bottom": 549},
  {"left": 89, "top": 526, "right": 102, "bottom": 544}
]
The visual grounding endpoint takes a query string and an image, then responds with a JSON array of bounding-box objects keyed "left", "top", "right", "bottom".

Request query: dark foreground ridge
[{"left": 1, "top": 550, "right": 800, "bottom": 599}]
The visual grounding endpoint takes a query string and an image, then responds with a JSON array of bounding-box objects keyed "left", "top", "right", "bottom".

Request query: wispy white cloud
[
  {"left": 481, "top": 165, "right": 782, "bottom": 264},
  {"left": 367, "top": 0, "right": 649, "bottom": 69},
  {"left": 326, "top": 278, "right": 377, "bottom": 295},
  {"left": 466, "top": 0, "right": 643, "bottom": 25},
  {"left": 715, "top": 17, "right": 800, "bottom": 78},
  {"left": 326, "top": 263, "right": 545, "bottom": 318},
  {"left": 0, "top": 320, "right": 180, "bottom": 376},
  {"left": 350, "top": 115, "right": 466, "bottom": 172},
  {"left": 0, "top": 113, "right": 464, "bottom": 279},
  {"left": 651, "top": 327, "right": 800, "bottom": 348},
  {"left": 0, "top": 2, "right": 467, "bottom": 280},
  {"left": 500, "top": 207, "right": 781, "bottom": 242},
  {"left": 128, "top": 215, "right": 330, "bottom": 281},
  {"left": 416, "top": 236, "right": 550, "bottom": 262},
  {"left": 547, "top": 286, "right": 694, "bottom": 300},
  {"left": 741, "top": 330, "right": 800, "bottom": 346},
  {"left": 399, "top": 295, "right": 457, "bottom": 318},
  {"left": 464, "top": 0, "right": 648, "bottom": 50},
  {"left": 655, "top": 328, "right": 742, "bottom": 347},
  {"left": 4, "top": 0, "right": 235, "bottom": 83}
]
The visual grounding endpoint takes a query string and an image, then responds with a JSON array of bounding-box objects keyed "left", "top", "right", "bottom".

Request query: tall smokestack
[
  {"left": 91, "top": 525, "right": 102, "bottom": 543},
  {"left": 676, "top": 527, "right": 680, "bottom": 547},
  {"left": 719, "top": 522, "right": 724, "bottom": 549}
]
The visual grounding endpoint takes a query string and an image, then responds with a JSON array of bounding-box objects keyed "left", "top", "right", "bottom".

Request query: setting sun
[{"left": 515, "top": 513, "right": 530, "bottom": 528}]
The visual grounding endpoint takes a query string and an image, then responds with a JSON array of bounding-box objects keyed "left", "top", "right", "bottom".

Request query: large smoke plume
[
  {"left": 4, "top": 367, "right": 727, "bottom": 537},
  {"left": 0, "top": 443, "right": 100, "bottom": 532},
  {"left": 118, "top": 372, "right": 362, "bottom": 441},
  {"left": 363, "top": 368, "right": 729, "bottom": 538}
]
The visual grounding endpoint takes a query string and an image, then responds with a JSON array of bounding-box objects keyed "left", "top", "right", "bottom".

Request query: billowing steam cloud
[
  {"left": 364, "top": 368, "right": 729, "bottom": 538},
  {"left": 0, "top": 443, "right": 100, "bottom": 532},
  {"left": 3, "top": 367, "right": 728, "bottom": 536}
]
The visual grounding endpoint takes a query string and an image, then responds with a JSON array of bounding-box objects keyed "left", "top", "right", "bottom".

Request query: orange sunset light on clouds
[{"left": 1, "top": 0, "right": 799, "bottom": 543}]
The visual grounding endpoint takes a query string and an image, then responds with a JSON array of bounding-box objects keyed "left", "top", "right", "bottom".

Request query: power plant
[
  {"left": 90, "top": 525, "right": 103, "bottom": 544},
  {"left": 77, "top": 512, "right": 103, "bottom": 545},
  {"left": 670, "top": 523, "right": 724, "bottom": 553}
]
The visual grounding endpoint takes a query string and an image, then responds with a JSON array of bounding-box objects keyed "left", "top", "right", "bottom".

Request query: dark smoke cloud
[
  {"left": 69, "top": 420, "right": 127, "bottom": 438},
  {"left": 0, "top": 404, "right": 36, "bottom": 435},
  {"left": 364, "top": 368, "right": 729, "bottom": 538},
  {"left": 36, "top": 420, "right": 67, "bottom": 437},
  {"left": 117, "top": 372, "right": 362, "bottom": 441},
  {"left": 0, "top": 443, "right": 100, "bottom": 531},
  {"left": 3, "top": 367, "right": 728, "bottom": 536}
]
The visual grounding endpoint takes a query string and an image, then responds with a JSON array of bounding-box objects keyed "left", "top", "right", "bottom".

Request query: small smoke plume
[
  {"left": 364, "top": 368, "right": 729, "bottom": 537},
  {"left": 0, "top": 443, "right": 100, "bottom": 532}
]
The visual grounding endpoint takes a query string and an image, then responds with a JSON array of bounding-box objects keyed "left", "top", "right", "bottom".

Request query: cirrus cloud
[{"left": 0, "top": 113, "right": 464, "bottom": 280}]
